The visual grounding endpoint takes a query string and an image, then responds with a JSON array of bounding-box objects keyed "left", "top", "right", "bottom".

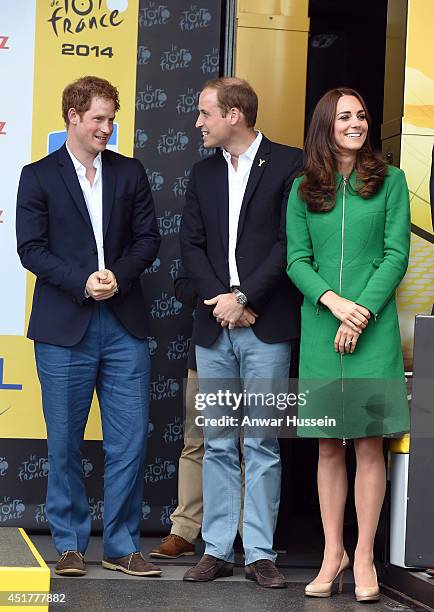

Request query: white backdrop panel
[{"left": 0, "top": 1, "right": 36, "bottom": 335}]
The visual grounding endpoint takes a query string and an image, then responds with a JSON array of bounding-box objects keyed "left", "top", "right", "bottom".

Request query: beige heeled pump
[
  {"left": 355, "top": 564, "right": 380, "bottom": 602},
  {"left": 305, "top": 550, "right": 351, "bottom": 598}
]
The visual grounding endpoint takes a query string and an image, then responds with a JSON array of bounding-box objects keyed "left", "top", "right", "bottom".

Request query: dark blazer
[
  {"left": 180, "top": 135, "right": 303, "bottom": 348},
  {"left": 16, "top": 144, "right": 161, "bottom": 346}
]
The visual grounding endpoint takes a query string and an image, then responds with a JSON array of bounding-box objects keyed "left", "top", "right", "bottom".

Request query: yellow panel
[
  {"left": 238, "top": 0, "right": 308, "bottom": 17},
  {"left": 1, "top": 2, "right": 139, "bottom": 440},
  {"left": 397, "top": 233, "right": 433, "bottom": 369},
  {"left": 405, "top": 0, "right": 434, "bottom": 85},
  {"left": 32, "top": 1, "right": 139, "bottom": 162},
  {"left": 237, "top": 13, "right": 309, "bottom": 31},
  {"left": 390, "top": 434, "right": 410, "bottom": 454},
  {"left": 0, "top": 607, "right": 47, "bottom": 612},
  {"left": 234, "top": 0, "right": 308, "bottom": 148},
  {"left": 235, "top": 27, "right": 308, "bottom": 147},
  {"left": 409, "top": 195, "right": 432, "bottom": 233},
  {"left": 383, "top": 0, "right": 434, "bottom": 371},
  {"left": 0, "top": 567, "right": 49, "bottom": 591}
]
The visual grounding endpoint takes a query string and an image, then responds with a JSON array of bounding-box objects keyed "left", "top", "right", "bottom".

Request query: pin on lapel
[{"left": 258, "top": 159, "right": 266, "bottom": 167}]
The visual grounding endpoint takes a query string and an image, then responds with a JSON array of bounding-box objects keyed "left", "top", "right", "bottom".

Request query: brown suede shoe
[
  {"left": 245, "top": 559, "right": 288, "bottom": 588},
  {"left": 150, "top": 534, "right": 195, "bottom": 559},
  {"left": 55, "top": 551, "right": 86, "bottom": 576},
  {"left": 102, "top": 552, "right": 162, "bottom": 576},
  {"left": 183, "top": 554, "right": 234, "bottom": 582}
]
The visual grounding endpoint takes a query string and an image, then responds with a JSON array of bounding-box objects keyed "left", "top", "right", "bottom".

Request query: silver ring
[{"left": 345, "top": 340, "right": 352, "bottom": 346}]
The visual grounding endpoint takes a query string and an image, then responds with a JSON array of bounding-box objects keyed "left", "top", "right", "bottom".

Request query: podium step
[{"left": 0, "top": 528, "right": 50, "bottom": 611}]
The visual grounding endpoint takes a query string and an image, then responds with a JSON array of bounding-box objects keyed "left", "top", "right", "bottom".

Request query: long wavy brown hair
[{"left": 299, "top": 87, "right": 387, "bottom": 212}]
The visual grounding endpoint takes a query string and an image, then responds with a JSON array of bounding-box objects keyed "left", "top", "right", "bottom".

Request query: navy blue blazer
[
  {"left": 180, "top": 136, "right": 303, "bottom": 347},
  {"left": 16, "top": 144, "right": 161, "bottom": 346}
]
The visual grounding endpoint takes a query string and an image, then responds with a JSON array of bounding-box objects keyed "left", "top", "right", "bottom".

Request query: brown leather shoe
[
  {"left": 245, "top": 559, "right": 288, "bottom": 588},
  {"left": 102, "top": 552, "right": 162, "bottom": 576},
  {"left": 55, "top": 551, "right": 86, "bottom": 576},
  {"left": 183, "top": 554, "right": 234, "bottom": 582},
  {"left": 150, "top": 534, "right": 195, "bottom": 559}
]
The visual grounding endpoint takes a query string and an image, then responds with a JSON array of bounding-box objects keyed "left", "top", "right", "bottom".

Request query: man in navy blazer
[
  {"left": 180, "top": 78, "right": 302, "bottom": 587},
  {"left": 16, "top": 76, "right": 161, "bottom": 577}
]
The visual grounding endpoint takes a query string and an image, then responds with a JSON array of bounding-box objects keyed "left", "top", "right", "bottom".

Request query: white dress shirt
[
  {"left": 66, "top": 143, "right": 105, "bottom": 270},
  {"left": 222, "top": 131, "right": 262, "bottom": 287}
]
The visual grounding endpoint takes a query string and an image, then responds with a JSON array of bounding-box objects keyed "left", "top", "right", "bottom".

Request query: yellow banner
[
  {"left": 397, "top": 0, "right": 434, "bottom": 370},
  {"left": 1, "top": 0, "right": 139, "bottom": 439}
]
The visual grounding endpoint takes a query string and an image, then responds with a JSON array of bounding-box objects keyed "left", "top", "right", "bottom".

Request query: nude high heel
[
  {"left": 305, "top": 550, "right": 350, "bottom": 598},
  {"left": 355, "top": 564, "right": 380, "bottom": 602}
]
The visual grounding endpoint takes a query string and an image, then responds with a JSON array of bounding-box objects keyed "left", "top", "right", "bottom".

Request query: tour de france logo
[{"left": 48, "top": 0, "right": 129, "bottom": 58}]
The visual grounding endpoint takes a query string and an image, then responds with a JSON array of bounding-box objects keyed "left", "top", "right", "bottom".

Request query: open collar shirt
[
  {"left": 66, "top": 142, "right": 105, "bottom": 270},
  {"left": 222, "top": 131, "right": 262, "bottom": 287}
]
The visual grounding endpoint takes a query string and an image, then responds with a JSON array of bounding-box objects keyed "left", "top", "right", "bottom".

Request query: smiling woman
[
  {"left": 333, "top": 96, "right": 368, "bottom": 153},
  {"left": 286, "top": 87, "right": 410, "bottom": 602}
]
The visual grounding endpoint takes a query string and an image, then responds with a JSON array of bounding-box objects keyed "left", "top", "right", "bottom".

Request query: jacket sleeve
[
  {"left": 286, "top": 177, "right": 333, "bottom": 305},
  {"left": 180, "top": 164, "right": 228, "bottom": 299},
  {"left": 174, "top": 264, "right": 198, "bottom": 308},
  {"left": 355, "top": 168, "right": 410, "bottom": 316},
  {"left": 109, "top": 159, "right": 161, "bottom": 296},
  {"left": 239, "top": 149, "right": 303, "bottom": 310},
  {"left": 16, "top": 165, "right": 90, "bottom": 304}
]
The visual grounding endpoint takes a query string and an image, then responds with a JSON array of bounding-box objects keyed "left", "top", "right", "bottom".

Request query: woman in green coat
[{"left": 286, "top": 88, "right": 410, "bottom": 602}]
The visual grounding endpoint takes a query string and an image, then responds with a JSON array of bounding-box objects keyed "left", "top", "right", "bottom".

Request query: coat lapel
[
  {"left": 236, "top": 136, "right": 271, "bottom": 242},
  {"left": 102, "top": 150, "right": 116, "bottom": 237},
  {"left": 57, "top": 144, "right": 92, "bottom": 229},
  {"left": 214, "top": 152, "right": 229, "bottom": 255}
]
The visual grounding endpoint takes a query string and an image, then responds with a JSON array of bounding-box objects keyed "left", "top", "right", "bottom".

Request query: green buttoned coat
[{"left": 286, "top": 166, "right": 410, "bottom": 440}]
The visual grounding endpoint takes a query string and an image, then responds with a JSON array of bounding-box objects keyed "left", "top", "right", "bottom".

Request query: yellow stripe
[
  {"left": 0, "top": 530, "right": 50, "bottom": 609},
  {"left": 18, "top": 529, "right": 47, "bottom": 569}
]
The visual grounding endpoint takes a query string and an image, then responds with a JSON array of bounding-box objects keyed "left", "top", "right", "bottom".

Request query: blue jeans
[
  {"left": 35, "top": 303, "right": 150, "bottom": 558},
  {"left": 196, "top": 327, "right": 291, "bottom": 565}
]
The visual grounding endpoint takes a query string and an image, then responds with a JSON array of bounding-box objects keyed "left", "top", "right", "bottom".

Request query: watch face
[{"left": 236, "top": 293, "right": 247, "bottom": 306}]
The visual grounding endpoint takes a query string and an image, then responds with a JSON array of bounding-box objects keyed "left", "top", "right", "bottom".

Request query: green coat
[{"left": 286, "top": 166, "right": 410, "bottom": 440}]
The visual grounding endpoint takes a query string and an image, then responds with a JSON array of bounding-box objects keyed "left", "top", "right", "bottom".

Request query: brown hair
[
  {"left": 203, "top": 77, "right": 258, "bottom": 127},
  {"left": 62, "top": 76, "right": 120, "bottom": 126},
  {"left": 299, "top": 87, "right": 387, "bottom": 212}
]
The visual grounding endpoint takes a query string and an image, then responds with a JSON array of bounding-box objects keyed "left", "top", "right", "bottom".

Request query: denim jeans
[
  {"left": 35, "top": 303, "right": 150, "bottom": 557},
  {"left": 196, "top": 327, "right": 291, "bottom": 565}
]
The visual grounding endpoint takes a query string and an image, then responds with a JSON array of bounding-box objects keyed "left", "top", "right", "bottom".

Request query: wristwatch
[{"left": 232, "top": 287, "right": 248, "bottom": 306}]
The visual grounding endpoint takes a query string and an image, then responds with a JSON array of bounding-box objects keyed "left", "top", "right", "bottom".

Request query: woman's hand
[
  {"left": 334, "top": 322, "right": 361, "bottom": 354},
  {"left": 320, "top": 291, "right": 370, "bottom": 332}
]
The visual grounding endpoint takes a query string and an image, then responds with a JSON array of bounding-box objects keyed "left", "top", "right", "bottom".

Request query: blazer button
[{"left": 91, "top": 248, "right": 97, "bottom": 255}]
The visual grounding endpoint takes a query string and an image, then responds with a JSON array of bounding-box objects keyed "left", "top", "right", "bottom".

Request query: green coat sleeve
[
  {"left": 286, "top": 178, "right": 332, "bottom": 306},
  {"left": 355, "top": 168, "right": 410, "bottom": 316}
]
